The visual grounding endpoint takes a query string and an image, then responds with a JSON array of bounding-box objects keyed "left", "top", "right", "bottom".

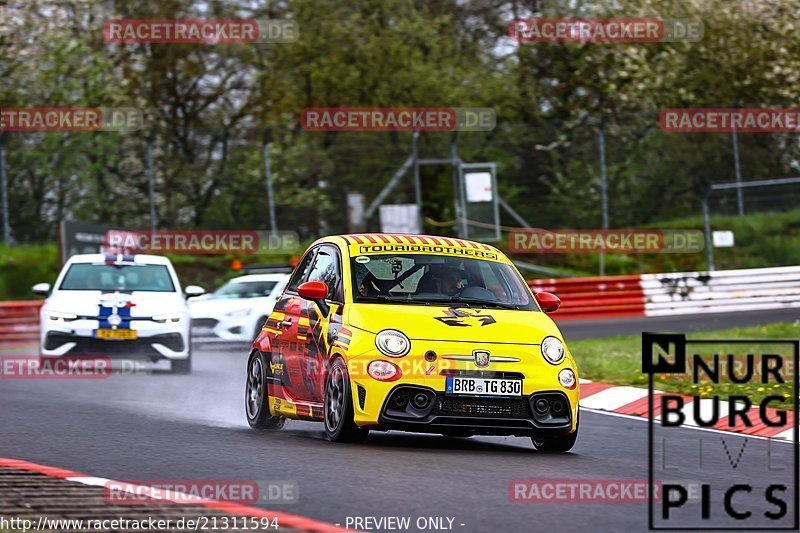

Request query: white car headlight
[
  {"left": 152, "top": 312, "right": 185, "bottom": 325},
  {"left": 541, "top": 336, "right": 565, "bottom": 365},
  {"left": 46, "top": 310, "right": 78, "bottom": 322},
  {"left": 375, "top": 329, "right": 411, "bottom": 357},
  {"left": 224, "top": 308, "right": 251, "bottom": 319}
]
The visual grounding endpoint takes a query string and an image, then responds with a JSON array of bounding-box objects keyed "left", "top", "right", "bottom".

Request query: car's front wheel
[
  {"left": 323, "top": 358, "right": 369, "bottom": 443},
  {"left": 246, "top": 350, "right": 285, "bottom": 430}
]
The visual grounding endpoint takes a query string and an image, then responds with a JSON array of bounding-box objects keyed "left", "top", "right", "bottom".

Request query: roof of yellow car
[{"left": 337, "top": 233, "right": 497, "bottom": 251}]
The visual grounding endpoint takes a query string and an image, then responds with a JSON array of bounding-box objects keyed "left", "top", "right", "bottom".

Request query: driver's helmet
[{"left": 429, "top": 263, "right": 462, "bottom": 279}]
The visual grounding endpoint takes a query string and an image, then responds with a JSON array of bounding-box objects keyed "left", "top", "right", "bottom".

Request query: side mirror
[
  {"left": 297, "top": 281, "right": 330, "bottom": 315},
  {"left": 184, "top": 285, "right": 206, "bottom": 299},
  {"left": 535, "top": 291, "right": 561, "bottom": 313},
  {"left": 32, "top": 282, "right": 51, "bottom": 296}
]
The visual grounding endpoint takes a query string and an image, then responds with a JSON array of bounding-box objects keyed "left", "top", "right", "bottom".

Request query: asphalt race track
[{"left": 1, "top": 308, "right": 798, "bottom": 532}]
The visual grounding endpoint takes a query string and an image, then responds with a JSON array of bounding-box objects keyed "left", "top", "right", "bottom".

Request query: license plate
[
  {"left": 96, "top": 329, "right": 137, "bottom": 340},
  {"left": 446, "top": 376, "right": 522, "bottom": 397}
]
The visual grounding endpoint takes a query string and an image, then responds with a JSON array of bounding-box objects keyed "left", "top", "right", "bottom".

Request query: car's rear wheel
[
  {"left": 324, "top": 358, "right": 369, "bottom": 443},
  {"left": 531, "top": 411, "right": 579, "bottom": 453},
  {"left": 246, "top": 350, "right": 285, "bottom": 430}
]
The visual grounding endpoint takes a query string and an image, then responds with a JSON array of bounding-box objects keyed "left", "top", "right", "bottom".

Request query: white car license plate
[{"left": 446, "top": 376, "right": 522, "bottom": 397}]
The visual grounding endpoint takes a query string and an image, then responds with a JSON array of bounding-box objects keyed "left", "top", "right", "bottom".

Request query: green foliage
[
  {"left": 0, "top": 244, "right": 60, "bottom": 300},
  {"left": 2, "top": 0, "right": 800, "bottom": 244},
  {"left": 505, "top": 207, "right": 800, "bottom": 277}
]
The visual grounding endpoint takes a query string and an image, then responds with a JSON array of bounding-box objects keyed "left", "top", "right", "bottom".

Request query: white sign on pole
[
  {"left": 347, "top": 192, "right": 365, "bottom": 233},
  {"left": 464, "top": 171, "right": 494, "bottom": 203},
  {"left": 712, "top": 230, "right": 735, "bottom": 247},
  {"left": 379, "top": 204, "right": 421, "bottom": 234}
]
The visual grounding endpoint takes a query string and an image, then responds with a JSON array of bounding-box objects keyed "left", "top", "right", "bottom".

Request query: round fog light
[
  {"left": 367, "top": 360, "right": 401, "bottom": 382},
  {"left": 552, "top": 400, "right": 565, "bottom": 414},
  {"left": 558, "top": 368, "right": 577, "bottom": 390},
  {"left": 412, "top": 393, "right": 430, "bottom": 409},
  {"left": 534, "top": 398, "right": 549, "bottom": 414}
]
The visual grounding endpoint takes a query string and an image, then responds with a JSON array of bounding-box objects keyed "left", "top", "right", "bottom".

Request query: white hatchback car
[
  {"left": 188, "top": 273, "right": 289, "bottom": 342},
  {"left": 34, "top": 253, "right": 204, "bottom": 373}
]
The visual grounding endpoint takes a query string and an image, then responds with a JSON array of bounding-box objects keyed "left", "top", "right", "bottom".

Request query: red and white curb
[
  {"left": 579, "top": 379, "right": 795, "bottom": 442},
  {"left": 0, "top": 457, "right": 347, "bottom": 533}
]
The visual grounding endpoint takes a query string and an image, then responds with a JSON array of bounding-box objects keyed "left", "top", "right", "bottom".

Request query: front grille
[
  {"left": 440, "top": 369, "right": 525, "bottom": 380},
  {"left": 191, "top": 318, "right": 218, "bottom": 328},
  {"left": 45, "top": 332, "right": 184, "bottom": 356},
  {"left": 434, "top": 396, "right": 531, "bottom": 419}
]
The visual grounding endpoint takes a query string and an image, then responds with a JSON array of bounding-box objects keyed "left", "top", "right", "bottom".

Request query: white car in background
[
  {"left": 189, "top": 272, "right": 290, "bottom": 342},
  {"left": 34, "top": 253, "right": 205, "bottom": 373}
]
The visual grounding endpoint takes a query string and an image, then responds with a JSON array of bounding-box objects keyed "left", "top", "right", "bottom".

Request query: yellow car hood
[{"left": 347, "top": 303, "right": 561, "bottom": 345}]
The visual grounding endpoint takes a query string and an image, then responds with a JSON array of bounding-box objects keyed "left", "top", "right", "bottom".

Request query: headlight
[
  {"left": 46, "top": 311, "right": 78, "bottom": 322},
  {"left": 224, "top": 308, "right": 251, "bottom": 319},
  {"left": 152, "top": 312, "right": 185, "bottom": 324},
  {"left": 541, "top": 336, "right": 565, "bottom": 365},
  {"left": 375, "top": 329, "right": 411, "bottom": 357}
]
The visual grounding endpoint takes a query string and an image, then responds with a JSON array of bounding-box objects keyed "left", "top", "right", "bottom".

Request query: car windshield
[
  {"left": 210, "top": 280, "right": 279, "bottom": 299},
  {"left": 350, "top": 254, "right": 535, "bottom": 310},
  {"left": 59, "top": 263, "right": 175, "bottom": 292}
]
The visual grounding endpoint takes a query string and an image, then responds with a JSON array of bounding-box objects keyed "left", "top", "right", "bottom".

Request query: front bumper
[
  {"left": 40, "top": 319, "right": 189, "bottom": 359},
  {"left": 349, "top": 350, "right": 580, "bottom": 435},
  {"left": 191, "top": 316, "right": 252, "bottom": 341},
  {"left": 375, "top": 385, "right": 574, "bottom": 437}
]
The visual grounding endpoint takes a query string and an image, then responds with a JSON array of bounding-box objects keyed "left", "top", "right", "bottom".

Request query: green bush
[{"left": 0, "top": 243, "right": 60, "bottom": 300}]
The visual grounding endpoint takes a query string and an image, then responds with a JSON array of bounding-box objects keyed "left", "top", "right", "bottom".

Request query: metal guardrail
[
  {"left": 529, "top": 265, "right": 800, "bottom": 320},
  {"left": 3, "top": 265, "right": 800, "bottom": 341},
  {"left": 529, "top": 275, "right": 645, "bottom": 319}
]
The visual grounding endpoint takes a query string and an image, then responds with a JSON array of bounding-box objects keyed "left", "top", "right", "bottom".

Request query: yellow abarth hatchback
[{"left": 245, "top": 234, "right": 580, "bottom": 452}]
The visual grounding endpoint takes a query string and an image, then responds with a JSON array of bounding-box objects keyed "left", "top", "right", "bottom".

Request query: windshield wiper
[{"left": 442, "top": 297, "right": 521, "bottom": 310}]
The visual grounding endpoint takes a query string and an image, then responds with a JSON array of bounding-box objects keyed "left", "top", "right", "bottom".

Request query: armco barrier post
[{"left": 701, "top": 191, "right": 714, "bottom": 271}]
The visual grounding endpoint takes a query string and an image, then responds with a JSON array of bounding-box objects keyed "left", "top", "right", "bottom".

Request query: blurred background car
[
  {"left": 35, "top": 253, "right": 204, "bottom": 373},
  {"left": 189, "top": 270, "right": 290, "bottom": 342}
]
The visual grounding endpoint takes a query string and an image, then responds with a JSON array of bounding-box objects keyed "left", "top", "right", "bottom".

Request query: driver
[{"left": 431, "top": 265, "right": 463, "bottom": 296}]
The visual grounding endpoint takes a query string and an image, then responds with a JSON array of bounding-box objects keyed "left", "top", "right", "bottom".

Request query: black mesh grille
[
  {"left": 191, "top": 319, "right": 218, "bottom": 328},
  {"left": 357, "top": 385, "right": 366, "bottom": 409},
  {"left": 434, "top": 396, "right": 531, "bottom": 419},
  {"left": 440, "top": 369, "right": 525, "bottom": 380},
  {"left": 45, "top": 333, "right": 184, "bottom": 355}
]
